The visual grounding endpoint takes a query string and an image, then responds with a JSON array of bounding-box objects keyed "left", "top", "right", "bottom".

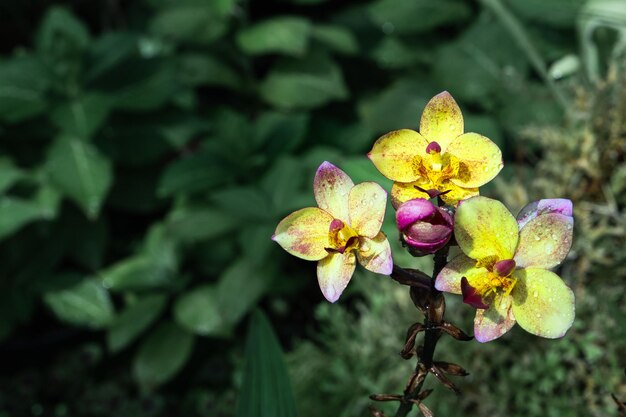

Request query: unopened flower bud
[{"left": 396, "top": 198, "right": 453, "bottom": 254}]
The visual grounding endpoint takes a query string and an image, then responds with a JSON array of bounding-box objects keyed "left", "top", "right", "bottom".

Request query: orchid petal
[
  {"left": 511, "top": 269, "right": 575, "bottom": 339},
  {"left": 438, "top": 181, "right": 479, "bottom": 205},
  {"left": 273, "top": 207, "right": 334, "bottom": 261},
  {"left": 368, "top": 129, "right": 428, "bottom": 183},
  {"left": 390, "top": 180, "right": 432, "bottom": 208},
  {"left": 419, "top": 91, "right": 464, "bottom": 151},
  {"left": 474, "top": 294, "right": 516, "bottom": 343},
  {"left": 317, "top": 251, "right": 357, "bottom": 303},
  {"left": 446, "top": 133, "right": 503, "bottom": 188},
  {"left": 348, "top": 182, "right": 387, "bottom": 238},
  {"left": 454, "top": 196, "right": 519, "bottom": 260},
  {"left": 514, "top": 213, "right": 573, "bottom": 269},
  {"left": 357, "top": 232, "right": 393, "bottom": 275},
  {"left": 314, "top": 161, "right": 353, "bottom": 223},
  {"left": 517, "top": 199, "right": 573, "bottom": 229},
  {"left": 435, "top": 253, "right": 484, "bottom": 295}
]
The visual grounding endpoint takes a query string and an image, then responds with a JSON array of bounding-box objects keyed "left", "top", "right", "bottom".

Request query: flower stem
[{"left": 393, "top": 247, "right": 449, "bottom": 417}]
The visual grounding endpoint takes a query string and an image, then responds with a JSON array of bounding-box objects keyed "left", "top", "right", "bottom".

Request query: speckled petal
[
  {"left": 357, "top": 232, "right": 393, "bottom": 275},
  {"left": 454, "top": 196, "right": 519, "bottom": 260},
  {"left": 511, "top": 268, "right": 575, "bottom": 339},
  {"left": 474, "top": 294, "right": 516, "bottom": 343},
  {"left": 517, "top": 199, "right": 573, "bottom": 229},
  {"left": 419, "top": 91, "right": 464, "bottom": 150},
  {"left": 435, "top": 253, "right": 485, "bottom": 295},
  {"left": 314, "top": 161, "right": 354, "bottom": 223},
  {"left": 348, "top": 182, "right": 387, "bottom": 238},
  {"left": 273, "top": 207, "right": 334, "bottom": 261},
  {"left": 317, "top": 251, "right": 357, "bottom": 303},
  {"left": 438, "top": 181, "right": 479, "bottom": 206},
  {"left": 368, "top": 129, "right": 428, "bottom": 183},
  {"left": 390, "top": 181, "right": 431, "bottom": 208},
  {"left": 446, "top": 133, "right": 503, "bottom": 188},
  {"left": 514, "top": 213, "right": 573, "bottom": 269}
]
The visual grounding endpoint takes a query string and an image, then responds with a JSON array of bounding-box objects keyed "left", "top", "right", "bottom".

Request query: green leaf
[
  {"left": 36, "top": 6, "right": 91, "bottom": 58},
  {"left": 367, "top": 0, "right": 471, "bottom": 34},
  {"left": 85, "top": 32, "right": 140, "bottom": 85},
  {"left": 370, "top": 37, "right": 434, "bottom": 69},
  {"left": 358, "top": 78, "right": 435, "bottom": 134},
  {"left": 50, "top": 94, "right": 113, "bottom": 139},
  {"left": 212, "top": 186, "right": 274, "bottom": 221},
  {"left": 311, "top": 25, "right": 358, "bottom": 55},
  {"left": 0, "top": 55, "right": 49, "bottom": 122},
  {"left": 433, "top": 13, "right": 529, "bottom": 103},
  {"left": 107, "top": 294, "right": 168, "bottom": 353},
  {"left": 133, "top": 321, "right": 195, "bottom": 390},
  {"left": 44, "top": 278, "right": 114, "bottom": 329},
  {"left": 46, "top": 136, "right": 113, "bottom": 219},
  {"left": 101, "top": 256, "right": 174, "bottom": 292},
  {"left": 150, "top": 5, "right": 230, "bottom": 45},
  {"left": 261, "top": 157, "right": 305, "bottom": 212},
  {"left": 112, "top": 61, "right": 177, "bottom": 111},
  {"left": 0, "top": 158, "right": 24, "bottom": 194},
  {"left": 158, "top": 152, "right": 226, "bottom": 197},
  {"left": 237, "top": 17, "right": 311, "bottom": 56},
  {"left": 173, "top": 285, "right": 222, "bottom": 336},
  {"left": 174, "top": 259, "right": 268, "bottom": 336},
  {"left": 235, "top": 310, "right": 299, "bottom": 417},
  {"left": 177, "top": 54, "right": 242, "bottom": 89},
  {"left": 165, "top": 207, "right": 238, "bottom": 243},
  {"left": 260, "top": 53, "right": 348, "bottom": 110},
  {"left": 0, "top": 197, "right": 45, "bottom": 240},
  {"left": 254, "top": 112, "right": 309, "bottom": 155}
]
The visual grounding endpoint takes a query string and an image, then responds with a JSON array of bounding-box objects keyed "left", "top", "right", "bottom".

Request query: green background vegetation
[{"left": 0, "top": 0, "right": 624, "bottom": 416}]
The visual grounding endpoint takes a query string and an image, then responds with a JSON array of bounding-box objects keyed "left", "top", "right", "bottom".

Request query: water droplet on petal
[
  {"left": 534, "top": 235, "right": 541, "bottom": 241},
  {"left": 533, "top": 290, "right": 539, "bottom": 298}
]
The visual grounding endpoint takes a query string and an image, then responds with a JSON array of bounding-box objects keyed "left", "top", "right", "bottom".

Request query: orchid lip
[{"left": 461, "top": 277, "right": 489, "bottom": 309}]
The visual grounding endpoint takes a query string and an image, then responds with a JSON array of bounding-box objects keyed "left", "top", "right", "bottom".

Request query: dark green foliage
[{"left": 0, "top": 0, "right": 621, "bottom": 416}]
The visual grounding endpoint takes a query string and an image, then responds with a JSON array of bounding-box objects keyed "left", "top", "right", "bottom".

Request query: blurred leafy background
[{"left": 0, "top": 0, "right": 624, "bottom": 416}]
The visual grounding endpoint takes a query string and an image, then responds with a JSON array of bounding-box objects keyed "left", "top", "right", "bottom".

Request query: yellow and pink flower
[
  {"left": 435, "top": 196, "right": 575, "bottom": 342},
  {"left": 368, "top": 91, "right": 503, "bottom": 207},
  {"left": 272, "top": 161, "right": 393, "bottom": 302}
]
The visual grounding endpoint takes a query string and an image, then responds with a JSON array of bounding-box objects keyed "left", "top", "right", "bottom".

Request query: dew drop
[
  {"left": 551, "top": 234, "right": 558, "bottom": 240},
  {"left": 534, "top": 235, "right": 541, "bottom": 241},
  {"left": 533, "top": 290, "right": 539, "bottom": 298},
  {"left": 535, "top": 313, "right": 542, "bottom": 318}
]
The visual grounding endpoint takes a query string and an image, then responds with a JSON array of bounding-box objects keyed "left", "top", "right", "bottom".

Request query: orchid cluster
[{"left": 272, "top": 92, "right": 575, "bottom": 415}]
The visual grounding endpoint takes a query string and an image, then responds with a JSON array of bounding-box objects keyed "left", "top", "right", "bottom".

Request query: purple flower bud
[{"left": 396, "top": 198, "right": 453, "bottom": 254}]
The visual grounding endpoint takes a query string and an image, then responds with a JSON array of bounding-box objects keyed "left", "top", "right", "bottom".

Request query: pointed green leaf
[
  {"left": 44, "top": 278, "right": 114, "bottom": 329},
  {"left": 46, "top": 136, "right": 113, "bottom": 219},
  {"left": 107, "top": 294, "right": 168, "bottom": 353},
  {"left": 235, "top": 310, "right": 299, "bottom": 417},
  {"left": 0, "top": 197, "right": 42, "bottom": 241},
  {"left": 237, "top": 17, "right": 311, "bottom": 56},
  {"left": 133, "top": 321, "right": 195, "bottom": 390}
]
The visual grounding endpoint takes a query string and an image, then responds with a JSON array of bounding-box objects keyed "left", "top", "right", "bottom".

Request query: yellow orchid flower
[
  {"left": 435, "top": 196, "right": 575, "bottom": 342},
  {"left": 368, "top": 91, "right": 503, "bottom": 207},
  {"left": 272, "top": 161, "right": 393, "bottom": 302}
]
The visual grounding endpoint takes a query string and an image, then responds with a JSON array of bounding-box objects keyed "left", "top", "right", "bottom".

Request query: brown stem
[{"left": 393, "top": 247, "right": 449, "bottom": 417}]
